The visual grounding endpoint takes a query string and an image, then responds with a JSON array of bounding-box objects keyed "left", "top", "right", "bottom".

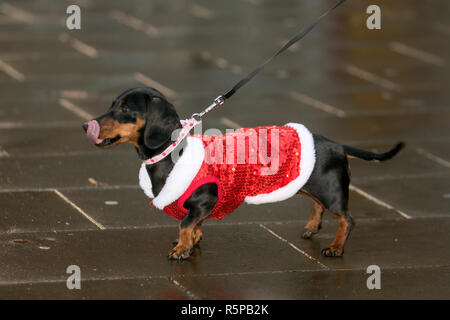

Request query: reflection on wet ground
[{"left": 0, "top": 0, "right": 449, "bottom": 299}]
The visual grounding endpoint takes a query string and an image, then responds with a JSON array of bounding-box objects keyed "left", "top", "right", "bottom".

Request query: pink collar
[{"left": 142, "top": 118, "right": 201, "bottom": 165}]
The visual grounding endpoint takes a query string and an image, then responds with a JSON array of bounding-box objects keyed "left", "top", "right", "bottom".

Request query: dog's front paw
[
  {"left": 302, "top": 227, "right": 319, "bottom": 239},
  {"left": 321, "top": 246, "right": 344, "bottom": 257},
  {"left": 168, "top": 243, "right": 192, "bottom": 260}
]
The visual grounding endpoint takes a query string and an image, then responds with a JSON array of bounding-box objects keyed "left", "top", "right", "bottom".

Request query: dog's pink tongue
[{"left": 86, "top": 120, "right": 103, "bottom": 144}]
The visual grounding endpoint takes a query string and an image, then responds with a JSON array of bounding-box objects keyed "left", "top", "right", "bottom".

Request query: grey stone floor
[{"left": 0, "top": 0, "right": 449, "bottom": 299}]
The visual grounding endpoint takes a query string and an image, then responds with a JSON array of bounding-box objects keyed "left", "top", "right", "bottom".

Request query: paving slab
[
  {"left": 0, "top": 191, "right": 96, "bottom": 234},
  {"left": 415, "top": 141, "right": 450, "bottom": 163},
  {"left": 0, "top": 224, "right": 323, "bottom": 284},
  {"left": 348, "top": 146, "right": 446, "bottom": 183},
  {"left": 175, "top": 266, "right": 450, "bottom": 300},
  {"left": 0, "top": 99, "right": 81, "bottom": 124},
  {"left": 0, "top": 127, "right": 98, "bottom": 155},
  {"left": 288, "top": 89, "right": 450, "bottom": 117},
  {"left": 0, "top": 0, "right": 449, "bottom": 301},
  {"left": 356, "top": 175, "right": 450, "bottom": 218},
  {"left": 266, "top": 217, "right": 450, "bottom": 270},
  {"left": 0, "top": 277, "right": 189, "bottom": 300},
  {"left": 62, "top": 187, "right": 178, "bottom": 228},
  {"left": 0, "top": 153, "right": 139, "bottom": 189}
]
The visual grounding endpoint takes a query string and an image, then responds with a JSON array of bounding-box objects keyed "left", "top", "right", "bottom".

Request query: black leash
[{"left": 192, "top": 0, "right": 346, "bottom": 120}]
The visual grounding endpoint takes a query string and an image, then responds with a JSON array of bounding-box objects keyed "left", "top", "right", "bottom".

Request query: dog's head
[{"left": 83, "top": 87, "right": 180, "bottom": 150}]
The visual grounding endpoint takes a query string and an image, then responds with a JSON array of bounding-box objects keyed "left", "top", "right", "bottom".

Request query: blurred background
[{"left": 0, "top": 0, "right": 449, "bottom": 299}]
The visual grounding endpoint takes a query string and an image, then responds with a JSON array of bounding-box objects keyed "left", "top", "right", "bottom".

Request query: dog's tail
[{"left": 343, "top": 142, "right": 405, "bottom": 162}]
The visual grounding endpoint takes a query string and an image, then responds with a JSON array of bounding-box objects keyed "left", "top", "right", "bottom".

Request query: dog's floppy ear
[{"left": 143, "top": 95, "right": 180, "bottom": 149}]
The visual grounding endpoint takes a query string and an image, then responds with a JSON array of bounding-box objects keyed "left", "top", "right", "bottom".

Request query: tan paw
[
  {"left": 321, "top": 246, "right": 344, "bottom": 257},
  {"left": 168, "top": 243, "right": 192, "bottom": 260}
]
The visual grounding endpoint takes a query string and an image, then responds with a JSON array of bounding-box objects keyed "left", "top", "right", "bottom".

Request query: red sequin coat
[{"left": 139, "top": 123, "right": 316, "bottom": 220}]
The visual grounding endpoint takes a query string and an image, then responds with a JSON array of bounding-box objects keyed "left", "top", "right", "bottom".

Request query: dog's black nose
[{"left": 82, "top": 123, "right": 88, "bottom": 132}]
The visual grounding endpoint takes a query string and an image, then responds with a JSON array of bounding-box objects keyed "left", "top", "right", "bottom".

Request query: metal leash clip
[{"left": 191, "top": 95, "right": 225, "bottom": 121}]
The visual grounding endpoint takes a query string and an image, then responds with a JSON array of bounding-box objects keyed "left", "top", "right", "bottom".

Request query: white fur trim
[
  {"left": 139, "top": 163, "right": 154, "bottom": 199},
  {"left": 244, "top": 123, "right": 316, "bottom": 205},
  {"left": 138, "top": 136, "right": 205, "bottom": 210}
]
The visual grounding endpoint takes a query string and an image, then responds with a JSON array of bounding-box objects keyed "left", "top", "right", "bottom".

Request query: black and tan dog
[{"left": 83, "top": 87, "right": 404, "bottom": 259}]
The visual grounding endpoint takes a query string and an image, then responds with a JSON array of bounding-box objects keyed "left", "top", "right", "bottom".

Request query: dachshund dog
[{"left": 83, "top": 87, "right": 404, "bottom": 259}]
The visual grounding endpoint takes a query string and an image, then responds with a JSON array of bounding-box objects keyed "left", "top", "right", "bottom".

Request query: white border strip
[
  {"left": 0, "top": 121, "right": 80, "bottom": 129},
  {"left": 220, "top": 117, "right": 242, "bottom": 129},
  {"left": 59, "top": 98, "right": 93, "bottom": 121},
  {"left": 109, "top": 10, "right": 159, "bottom": 37},
  {"left": 0, "top": 185, "right": 140, "bottom": 193},
  {"left": 259, "top": 224, "right": 328, "bottom": 269},
  {"left": 0, "top": 146, "right": 10, "bottom": 158},
  {"left": 290, "top": 92, "right": 346, "bottom": 118},
  {"left": 58, "top": 33, "right": 98, "bottom": 58},
  {"left": 169, "top": 279, "right": 199, "bottom": 300},
  {"left": 54, "top": 189, "right": 105, "bottom": 230},
  {"left": 134, "top": 72, "right": 177, "bottom": 99},
  {"left": 0, "top": 2, "right": 35, "bottom": 23},
  {"left": 390, "top": 41, "right": 446, "bottom": 67},
  {"left": 415, "top": 148, "right": 450, "bottom": 169},
  {"left": 189, "top": 4, "right": 215, "bottom": 20},
  {"left": 350, "top": 184, "right": 411, "bottom": 219},
  {"left": 346, "top": 64, "right": 401, "bottom": 92},
  {"left": 0, "top": 58, "right": 25, "bottom": 82}
]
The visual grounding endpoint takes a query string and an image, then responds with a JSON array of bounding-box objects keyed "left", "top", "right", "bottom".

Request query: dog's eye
[{"left": 121, "top": 106, "right": 130, "bottom": 113}]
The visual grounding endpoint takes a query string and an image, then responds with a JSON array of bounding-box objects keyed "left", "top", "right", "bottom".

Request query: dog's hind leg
[
  {"left": 306, "top": 178, "right": 355, "bottom": 257},
  {"left": 322, "top": 210, "right": 354, "bottom": 257},
  {"left": 301, "top": 134, "right": 355, "bottom": 256},
  {"left": 319, "top": 171, "right": 355, "bottom": 257},
  {"left": 301, "top": 184, "right": 354, "bottom": 256},
  {"left": 311, "top": 173, "right": 354, "bottom": 257}
]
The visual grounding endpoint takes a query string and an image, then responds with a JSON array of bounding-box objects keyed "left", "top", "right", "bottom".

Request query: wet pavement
[{"left": 0, "top": 0, "right": 449, "bottom": 299}]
